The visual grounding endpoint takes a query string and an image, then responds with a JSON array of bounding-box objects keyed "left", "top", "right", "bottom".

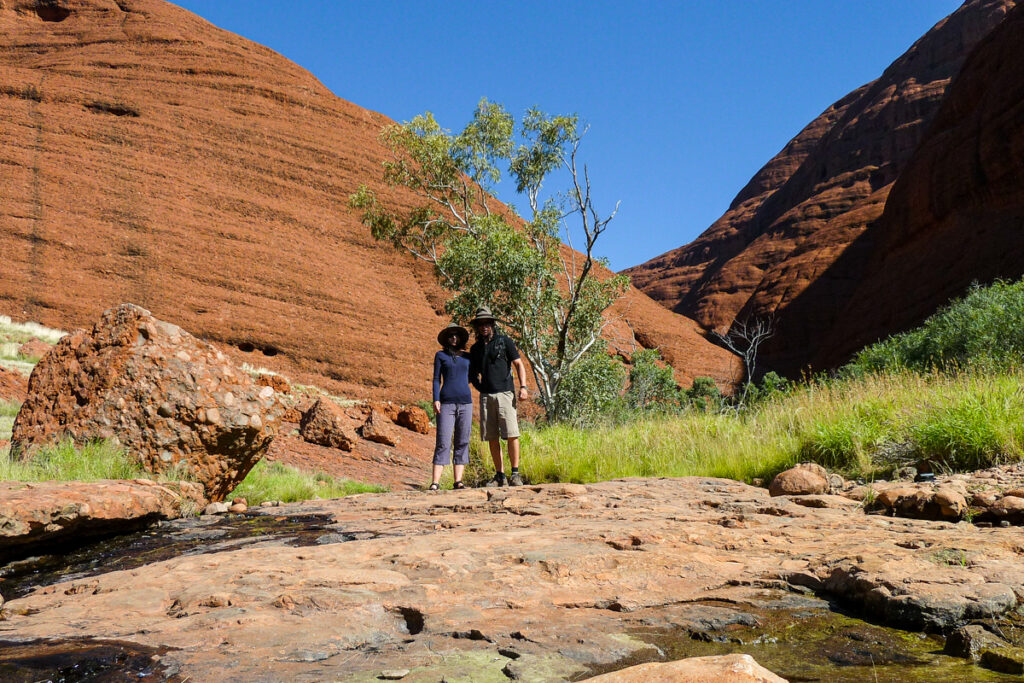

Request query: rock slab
[
  {"left": 11, "top": 304, "right": 283, "bottom": 501},
  {"left": 588, "top": 654, "right": 787, "bottom": 682},
  {"left": 0, "top": 478, "right": 206, "bottom": 559}
]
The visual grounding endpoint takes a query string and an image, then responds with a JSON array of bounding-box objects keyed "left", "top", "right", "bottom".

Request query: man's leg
[
  {"left": 488, "top": 439, "right": 504, "bottom": 474},
  {"left": 507, "top": 437, "right": 520, "bottom": 469}
]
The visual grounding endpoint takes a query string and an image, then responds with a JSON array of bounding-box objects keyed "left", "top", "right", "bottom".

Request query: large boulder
[
  {"left": 396, "top": 406, "right": 431, "bottom": 434},
  {"left": 769, "top": 463, "right": 829, "bottom": 497},
  {"left": 360, "top": 408, "right": 400, "bottom": 446},
  {"left": 11, "top": 304, "right": 284, "bottom": 501},
  {"left": 299, "top": 398, "right": 358, "bottom": 451}
]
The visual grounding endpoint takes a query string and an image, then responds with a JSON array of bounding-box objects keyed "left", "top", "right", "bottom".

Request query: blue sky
[{"left": 173, "top": 1, "right": 962, "bottom": 271}]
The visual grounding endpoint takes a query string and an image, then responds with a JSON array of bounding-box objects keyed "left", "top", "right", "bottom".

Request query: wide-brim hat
[
  {"left": 437, "top": 323, "right": 469, "bottom": 349},
  {"left": 470, "top": 306, "right": 496, "bottom": 326}
]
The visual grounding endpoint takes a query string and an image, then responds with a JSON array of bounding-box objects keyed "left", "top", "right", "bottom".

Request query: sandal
[
  {"left": 453, "top": 481, "right": 466, "bottom": 490},
  {"left": 428, "top": 483, "right": 440, "bottom": 491}
]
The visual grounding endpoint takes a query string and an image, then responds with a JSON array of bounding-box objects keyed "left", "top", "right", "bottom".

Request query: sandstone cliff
[
  {"left": 626, "top": 0, "right": 1016, "bottom": 375},
  {"left": 0, "top": 0, "right": 737, "bottom": 402},
  {"left": 817, "top": 3, "right": 1024, "bottom": 366}
]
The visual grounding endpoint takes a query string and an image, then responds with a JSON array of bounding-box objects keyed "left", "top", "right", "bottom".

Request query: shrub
[
  {"left": 848, "top": 278, "right": 1024, "bottom": 374},
  {"left": 684, "top": 376, "right": 724, "bottom": 412},
  {"left": 625, "top": 349, "right": 680, "bottom": 412},
  {"left": 551, "top": 347, "right": 626, "bottom": 427}
]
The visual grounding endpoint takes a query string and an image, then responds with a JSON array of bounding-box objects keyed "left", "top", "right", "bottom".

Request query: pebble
[{"left": 379, "top": 670, "right": 410, "bottom": 680}]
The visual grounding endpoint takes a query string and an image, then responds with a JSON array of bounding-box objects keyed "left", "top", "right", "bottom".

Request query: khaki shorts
[{"left": 479, "top": 391, "right": 519, "bottom": 441}]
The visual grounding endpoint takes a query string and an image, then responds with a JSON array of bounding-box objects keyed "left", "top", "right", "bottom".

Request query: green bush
[
  {"left": 684, "top": 376, "right": 724, "bottom": 412},
  {"left": 848, "top": 278, "right": 1024, "bottom": 374},
  {"left": 551, "top": 347, "right": 626, "bottom": 427},
  {"left": 625, "top": 349, "right": 680, "bottom": 412}
]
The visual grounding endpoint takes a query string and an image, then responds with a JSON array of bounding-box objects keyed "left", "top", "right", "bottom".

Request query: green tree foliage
[
  {"left": 847, "top": 278, "right": 1024, "bottom": 374},
  {"left": 553, "top": 344, "right": 626, "bottom": 426},
  {"left": 684, "top": 376, "right": 724, "bottom": 412},
  {"left": 349, "top": 99, "right": 629, "bottom": 421},
  {"left": 625, "top": 349, "right": 680, "bottom": 412}
]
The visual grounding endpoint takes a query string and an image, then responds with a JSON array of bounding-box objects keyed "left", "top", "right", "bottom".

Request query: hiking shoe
[
  {"left": 485, "top": 474, "right": 506, "bottom": 488},
  {"left": 508, "top": 473, "right": 524, "bottom": 487},
  {"left": 427, "top": 482, "right": 440, "bottom": 491}
]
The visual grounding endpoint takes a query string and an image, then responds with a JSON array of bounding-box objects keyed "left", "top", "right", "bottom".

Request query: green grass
[
  {"left": 0, "top": 439, "right": 145, "bottom": 482},
  {"left": 517, "top": 367, "right": 1024, "bottom": 485},
  {"left": 227, "top": 460, "right": 385, "bottom": 505},
  {"left": 0, "top": 400, "right": 20, "bottom": 445}
]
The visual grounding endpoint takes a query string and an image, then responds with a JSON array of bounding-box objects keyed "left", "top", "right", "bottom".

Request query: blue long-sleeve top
[{"left": 433, "top": 350, "right": 473, "bottom": 404}]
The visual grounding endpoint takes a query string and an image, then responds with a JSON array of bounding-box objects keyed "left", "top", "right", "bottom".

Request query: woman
[{"left": 429, "top": 322, "right": 473, "bottom": 490}]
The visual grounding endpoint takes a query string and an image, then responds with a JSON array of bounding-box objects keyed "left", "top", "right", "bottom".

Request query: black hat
[
  {"left": 470, "top": 306, "right": 496, "bottom": 326},
  {"left": 437, "top": 323, "right": 469, "bottom": 349}
]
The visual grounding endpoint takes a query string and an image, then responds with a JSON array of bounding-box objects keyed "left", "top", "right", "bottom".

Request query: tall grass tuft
[
  {"left": 0, "top": 439, "right": 144, "bottom": 482},
  {"left": 227, "top": 460, "right": 385, "bottom": 505}
]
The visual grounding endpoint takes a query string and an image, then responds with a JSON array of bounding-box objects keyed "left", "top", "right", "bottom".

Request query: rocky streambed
[{"left": 3, "top": 477, "right": 1024, "bottom": 681}]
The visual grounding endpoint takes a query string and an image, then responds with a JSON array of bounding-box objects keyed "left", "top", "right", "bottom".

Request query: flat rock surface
[{"left": 3, "top": 477, "right": 1023, "bottom": 681}]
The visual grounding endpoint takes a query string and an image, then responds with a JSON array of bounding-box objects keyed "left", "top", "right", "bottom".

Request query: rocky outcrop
[
  {"left": 4, "top": 477, "right": 1024, "bottom": 680},
  {"left": 360, "top": 408, "right": 399, "bottom": 446},
  {"left": 0, "top": 478, "right": 206, "bottom": 559},
  {"left": 626, "top": 0, "right": 1017, "bottom": 376},
  {"left": 0, "top": 0, "right": 737, "bottom": 402},
  {"left": 298, "top": 398, "right": 358, "bottom": 451},
  {"left": 11, "top": 304, "right": 283, "bottom": 501},
  {"left": 587, "top": 654, "right": 787, "bottom": 683}
]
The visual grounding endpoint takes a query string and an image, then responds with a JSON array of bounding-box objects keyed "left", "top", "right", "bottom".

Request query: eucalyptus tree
[{"left": 349, "top": 99, "right": 628, "bottom": 421}]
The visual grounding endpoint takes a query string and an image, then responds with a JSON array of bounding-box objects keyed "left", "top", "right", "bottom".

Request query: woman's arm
[{"left": 432, "top": 353, "right": 443, "bottom": 409}]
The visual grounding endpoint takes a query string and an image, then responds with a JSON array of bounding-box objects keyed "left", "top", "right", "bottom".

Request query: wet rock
[
  {"left": 361, "top": 409, "right": 400, "bottom": 446},
  {"left": 769, "top": 463, "right": 828, "bottom": 497},
  {"left": 981, "top": 646, "right": 1024, "bottom": 675},
  {"left": 299, "top": 398, "right": 358, "bottom": 451},
  {"left": 11, "top": 304, "right": 284, "bottom": 501},
  {"left": 6, "top": 477, "right": 1024, "bottom": 680},
  {"left": 586, "top": 654, "right": 787, "bottom": 682},
  {"left": 0, "top": 479, "right": 206, "bottom": 556},
  {"left": 396, "top": 406, "right": 430, "bottom": 434},
  {"left": 944, "top": 624, "right": 1008, "bottom": 660}
]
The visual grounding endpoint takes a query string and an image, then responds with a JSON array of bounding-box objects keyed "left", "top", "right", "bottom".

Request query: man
[{"left": 467, "top": 307, "right": 529, "bottom": 487}]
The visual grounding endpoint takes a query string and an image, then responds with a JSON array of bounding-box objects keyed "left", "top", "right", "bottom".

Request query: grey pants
[{"left": 434, "top": 403, "right": 473, "bottom": 465}]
